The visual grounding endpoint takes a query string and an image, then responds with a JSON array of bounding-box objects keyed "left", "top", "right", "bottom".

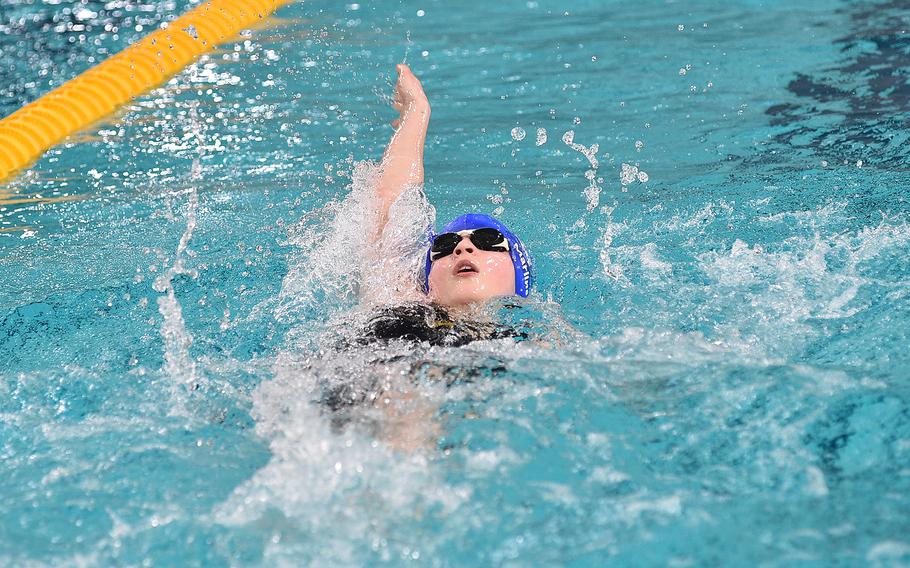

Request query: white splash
[
  {"left": 698, "top": 215, "right": 910, "bottom": 357},
  {"left": 562, "top": 130, "right": 602, "bottom": 211},
  {"left": 152, "top": 191, "right": 199, "bottom": 391},
  {"left": 153, "top": 97, "right": 205, "bottom": 409},
  {"left": 562, "top": 130, "right": 598, "bottom": 169},
  {"left": 213, "top": 347, "right": 470, "bottom": 564},
  {"left": 620, "top": 162, "right": 649, "bottom": 189},
  {"left": 639, "top": 242, "right": 672, "bottom": 274},
  {"left": 599, "top": 208, "right": 624, "bottom": 282},
  {"left": 275, "top": 159, "right": 434, "bottom": 325}
]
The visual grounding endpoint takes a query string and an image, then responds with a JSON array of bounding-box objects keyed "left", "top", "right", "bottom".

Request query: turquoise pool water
[{"left": 2, "top": 0, "right": 909, "bottom": 565}]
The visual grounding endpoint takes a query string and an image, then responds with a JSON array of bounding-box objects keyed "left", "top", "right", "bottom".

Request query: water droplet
[
  {"left": 591, "top": 55, "right": 598, "bottom": 62},
  {"left": 535, "top": 127, "right": 547, "bottom": 146},
  {"left": 856, "top": 160, "right": 863, "bottom": 168},
  {"left": 679, "top": 67, "right": 687, "bottom": 76},
  {"left": 511, "top": 127, "right": 526, "bottom": 141},
  {"left": 240, "top": 29, "right": 253, "bottom": 38},
  {"left": 677, "top": 24, "right": 685, "bottom": 31},
  {"left": 620, "top": 163, "right": 638, "bottom": 185},
  {"left": 635, "top": 140, "right": 644, "bottom": 151},
  {"left": 637, "top": 171, "right": 649, "bottom": 183},
  {"left": 416, "top": 9, "right": 425, "bottom": 17}
]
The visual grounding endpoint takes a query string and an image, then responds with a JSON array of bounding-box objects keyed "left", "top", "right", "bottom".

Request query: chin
[
  {"left": 435, "top": 294, "right": 485, "bottom": 308},
  {"left": 432, "top": 287, "right": 508, "bottom": 308}
]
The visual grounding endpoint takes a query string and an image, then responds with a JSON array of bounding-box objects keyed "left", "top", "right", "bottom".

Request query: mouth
[{"left": 453, "top": 260, "right": 479, "bottom": 276}]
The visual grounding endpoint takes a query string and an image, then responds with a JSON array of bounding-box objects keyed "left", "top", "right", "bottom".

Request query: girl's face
[{"left": 427, "top": 235, "right": 516, "bottom": 308}]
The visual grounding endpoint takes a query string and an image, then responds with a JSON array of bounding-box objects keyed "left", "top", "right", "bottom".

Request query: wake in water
[{"left": 212, "top": 156, "right": 559, "bottom": 563}]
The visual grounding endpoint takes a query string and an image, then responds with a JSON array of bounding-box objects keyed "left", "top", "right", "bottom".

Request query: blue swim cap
[{"left": 423, "top": 213, "right": 533, "bottom": 297}]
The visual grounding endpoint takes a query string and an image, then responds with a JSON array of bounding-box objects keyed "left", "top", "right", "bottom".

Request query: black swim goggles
[{"left": 429, "top": 228, "right": 511, "bottom": 262}]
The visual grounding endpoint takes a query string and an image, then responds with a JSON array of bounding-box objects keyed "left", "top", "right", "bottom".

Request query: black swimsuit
[
  {"left": 322, "top": 303, "right": 525, "bottom": 413},
  {"left": 357, "top": 302, "right": 525, "bottom": 347}
]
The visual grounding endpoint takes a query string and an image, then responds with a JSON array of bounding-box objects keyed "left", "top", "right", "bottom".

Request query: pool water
[{"left": 2, "top": 0, "right": 909, "bottom": 565}]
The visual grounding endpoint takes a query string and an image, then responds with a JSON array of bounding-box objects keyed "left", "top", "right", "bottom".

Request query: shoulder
[{"left": 361, "top": 302, "right": 442, "bottom": 344}]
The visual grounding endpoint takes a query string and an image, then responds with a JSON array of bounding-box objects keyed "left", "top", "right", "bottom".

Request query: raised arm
[{"left": 374, "top": 64, "right": 431, "bottom": 237}]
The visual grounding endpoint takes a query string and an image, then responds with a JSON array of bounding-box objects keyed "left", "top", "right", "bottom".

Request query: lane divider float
[{"left": 0, "top": 0, "right": 292, "bottom": 183}]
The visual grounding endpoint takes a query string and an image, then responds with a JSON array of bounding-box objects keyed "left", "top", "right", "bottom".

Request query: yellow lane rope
[{"left": 0, "top": 0, "right": 292, "bottom": 183}]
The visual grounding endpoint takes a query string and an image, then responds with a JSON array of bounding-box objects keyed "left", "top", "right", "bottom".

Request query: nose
[{"left": 453, "top": 237, "right": 475, "bottom": 255}]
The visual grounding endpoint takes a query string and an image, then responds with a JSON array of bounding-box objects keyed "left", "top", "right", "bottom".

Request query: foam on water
[
  {"left": 213, "top": 349, "right": 469, "bottom": 565},
  {"left": 696, "top": 213, "right": 910, "bottom": 358},
  {"left": 210, "top": 161, "right": 465, "bottom": 562}
]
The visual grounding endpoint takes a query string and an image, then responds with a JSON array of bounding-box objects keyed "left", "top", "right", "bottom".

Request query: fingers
[
  {"left": 395, "top": 64, "right": 419, "bottom": 90},
  {"left": 391, "top": 63, "right": 427, "bottom": 113},
  {"left": 397, "top": 63, "right": 418, "bottom": 85}
]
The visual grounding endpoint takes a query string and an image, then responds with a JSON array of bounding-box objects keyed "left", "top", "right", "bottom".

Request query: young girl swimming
[
  {"left": 358, "top": 63, "right": 534, "bottom": 345},
  {"left": 316, "top": 64, "right": 537, "bottom": 449}
]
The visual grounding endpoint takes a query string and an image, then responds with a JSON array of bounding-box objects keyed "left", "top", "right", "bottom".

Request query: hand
[{"left": 391, "top": 63, "right": 429, "bottom": 129}]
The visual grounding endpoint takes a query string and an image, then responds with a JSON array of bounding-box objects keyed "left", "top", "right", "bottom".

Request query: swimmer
[
  {"left": 363, "top": 63, "right": 533, "bottom": 344},
  {"left": 323, "top": 64, "right": 536, "bottom": 451}
]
